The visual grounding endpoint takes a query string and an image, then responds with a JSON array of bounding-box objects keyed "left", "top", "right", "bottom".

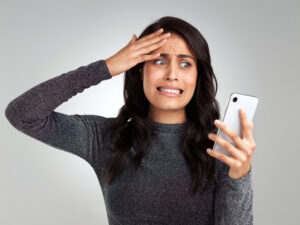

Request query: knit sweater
[{"left": 5, "top": 59, "right": 253, "bottom": 225}]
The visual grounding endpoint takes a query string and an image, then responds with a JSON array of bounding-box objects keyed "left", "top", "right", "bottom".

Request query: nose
[{"left": 164, "top": 61, "right": 178, "bottom": 81}]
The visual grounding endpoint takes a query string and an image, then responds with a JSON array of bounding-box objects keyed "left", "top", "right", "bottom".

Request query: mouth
[{"left": 156, "top": 87, "right": 183, "bottom": 96}]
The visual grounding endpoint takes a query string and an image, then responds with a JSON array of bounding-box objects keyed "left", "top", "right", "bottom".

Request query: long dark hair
[{"left": 101, "top": 16, "right": 221, "bottom": 196}]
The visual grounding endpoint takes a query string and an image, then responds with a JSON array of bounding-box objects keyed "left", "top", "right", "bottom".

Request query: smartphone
[{"left": 212, "top": 93, "right": 259, "bottom": 157}]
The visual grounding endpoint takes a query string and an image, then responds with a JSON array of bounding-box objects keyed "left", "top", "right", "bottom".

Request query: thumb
[{"left": 130, "top": 34, "right": 137, "bottom": 44}]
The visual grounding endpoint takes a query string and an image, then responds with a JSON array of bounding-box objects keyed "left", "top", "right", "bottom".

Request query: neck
[{"left": 148, "top": 107, "right": 186, "bottom": 124}]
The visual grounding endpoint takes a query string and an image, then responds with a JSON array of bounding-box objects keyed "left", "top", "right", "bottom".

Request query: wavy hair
[{"left": 101, "top": 16, "right": 221, "bottom": 196}]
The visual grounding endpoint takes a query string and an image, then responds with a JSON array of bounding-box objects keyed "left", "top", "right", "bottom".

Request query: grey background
[{"left": 1, "top": 0, "right": 299, "bottom": 224}]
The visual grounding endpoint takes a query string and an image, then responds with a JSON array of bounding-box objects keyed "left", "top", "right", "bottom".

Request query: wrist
[{"left": 104, "top": 58, "right": 117, "bottom": 77}]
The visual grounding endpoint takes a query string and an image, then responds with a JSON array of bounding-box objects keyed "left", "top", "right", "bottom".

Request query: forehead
[{"left": 151, "top": 33, "right": 195, "bottom": 58}]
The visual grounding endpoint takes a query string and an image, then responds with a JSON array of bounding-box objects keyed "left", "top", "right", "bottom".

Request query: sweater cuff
[
  {"left": 86, "top": 59, "right": 113, "bottom": 84},
  {"left": 226, "top": 165, "right": 252, "bottom": 187}
]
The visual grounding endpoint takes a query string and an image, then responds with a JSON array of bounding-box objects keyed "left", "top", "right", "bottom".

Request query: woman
[{"left": 5, "top": 16, "right": 255, "bottom": 225}]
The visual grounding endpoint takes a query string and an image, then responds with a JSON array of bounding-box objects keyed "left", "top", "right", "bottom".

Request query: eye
[
  {"left": 153, "top": 59, "right": 166, "bottom": 65},
  {"left": 181, "top": 62, "right": 191, "bottom": 68},
  {"left": 153, "top": 59, "right": 191, "bottom": 68}
]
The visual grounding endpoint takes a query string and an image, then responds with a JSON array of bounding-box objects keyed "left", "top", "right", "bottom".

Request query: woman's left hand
[{"left": 206, "top": 108, "right": 256, "bottom": 179}]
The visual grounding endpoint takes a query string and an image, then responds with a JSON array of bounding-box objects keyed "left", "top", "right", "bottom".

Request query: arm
[
  {"left": 5, "top": 59, "right": 112, "bottom": 166},
  {"left": 214, "top": 159, "right": 253, "bottom": 225}
]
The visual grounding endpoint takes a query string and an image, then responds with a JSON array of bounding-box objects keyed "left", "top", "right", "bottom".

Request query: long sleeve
[
  {"left": 214, "top": 159, "right": 253, "bottom": 225},
  {"left": 5, "top": 59, "right": 112, "bottom": 167}
]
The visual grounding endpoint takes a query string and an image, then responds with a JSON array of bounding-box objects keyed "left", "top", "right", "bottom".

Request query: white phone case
[{"left": 212, "top": 93, "right": 259, "bottom": 157}]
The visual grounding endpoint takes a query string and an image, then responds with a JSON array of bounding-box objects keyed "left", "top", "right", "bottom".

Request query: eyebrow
[{"left": 159, "top": 53, "right": 196, "bottom": 62}]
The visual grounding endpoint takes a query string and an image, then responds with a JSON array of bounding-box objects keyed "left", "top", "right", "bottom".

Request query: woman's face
[{"left": 142, "top": 33, "right": 198, "bottom": 123}]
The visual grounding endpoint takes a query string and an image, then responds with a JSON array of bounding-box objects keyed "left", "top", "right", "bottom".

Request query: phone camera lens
[{"left": 233, "top": 97, "right": 238, "bottom": 102}]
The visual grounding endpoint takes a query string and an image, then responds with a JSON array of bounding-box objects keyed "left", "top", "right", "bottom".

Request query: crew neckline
[{"left": 147, "top": 119, "right": 186, "bottom": 134}]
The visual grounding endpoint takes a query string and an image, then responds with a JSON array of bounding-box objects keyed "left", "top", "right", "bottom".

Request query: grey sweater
[{"left": 5, "top": 59, "right": 253, "bottom": 225}]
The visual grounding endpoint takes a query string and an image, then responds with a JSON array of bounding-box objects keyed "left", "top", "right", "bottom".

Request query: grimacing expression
[{"left": 141, "top": 33, "right": 198, "bottom": 115}]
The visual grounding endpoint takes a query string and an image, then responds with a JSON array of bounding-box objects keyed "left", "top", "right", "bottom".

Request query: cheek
[
  {"left": 182, "top": 76, "right": 197, "bottom": 99},
  {"left": 185, "top": 74, "right": 197, "bottom": 90},
  {"left": 143, "top": 66, "right": 161, "bottom": 87},
  {"left": 143, "top": 72, "right": 157, "bottom": 97},
  {"left": 144, "top": 63, "right": 160, "bottom": 76}
]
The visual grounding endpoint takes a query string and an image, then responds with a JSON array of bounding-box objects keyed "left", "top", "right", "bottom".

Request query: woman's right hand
[{"left": 104, "top": 28, "right": 171, "bottom": 77}]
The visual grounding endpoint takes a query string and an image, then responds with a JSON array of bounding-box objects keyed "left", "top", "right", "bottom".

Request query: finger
[
  {"left": 213, "top": 119, "right": 248, "bottom": 153},
  {"left": 136, "top": 28, "right": 164, "bottom": 44},
  {"left": 207, "top": 148, "right": 238, "bottom": 168},
  {"left": 250, "top": 121, "right": 254, "bottom": 131},
  {"left": 239, "top": 108, "right": 253, "bottom": 140},
  {"left": 208, "top": 133, "right": 247, "bottom": 161},
  {"left": 130, "top": 34, "right": 137, "bottom": 44},
  {"left": 248, "top": 122, "right": 254, "bottom": 138},
  {"left": 249, "top": 122, "right": 256, "bottom": 146},
  {"left": 128, "top": 34, "right": 137, "bottom": 46},
  {"left": 136, "top": 38, "right": 169, "bottom": 59},
  {"left": 137, "top": 52, "right": 161, "bottom": 64},
  {"left": 135, "top": 32, "right": 171, "bottom": 50}
]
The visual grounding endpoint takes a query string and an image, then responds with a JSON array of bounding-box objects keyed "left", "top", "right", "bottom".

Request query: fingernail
[{"left": 215, "top": 120, "right": 221, "bottom": 124}]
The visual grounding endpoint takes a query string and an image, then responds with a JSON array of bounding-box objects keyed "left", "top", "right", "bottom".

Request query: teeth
[{"left": 158, "top": 87, "right": 182, "bottom": 94}]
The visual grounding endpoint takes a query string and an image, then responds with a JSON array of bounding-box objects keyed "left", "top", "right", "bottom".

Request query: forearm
[{"left": 5, "top": 59, "right": 112, "bottom": 128}]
